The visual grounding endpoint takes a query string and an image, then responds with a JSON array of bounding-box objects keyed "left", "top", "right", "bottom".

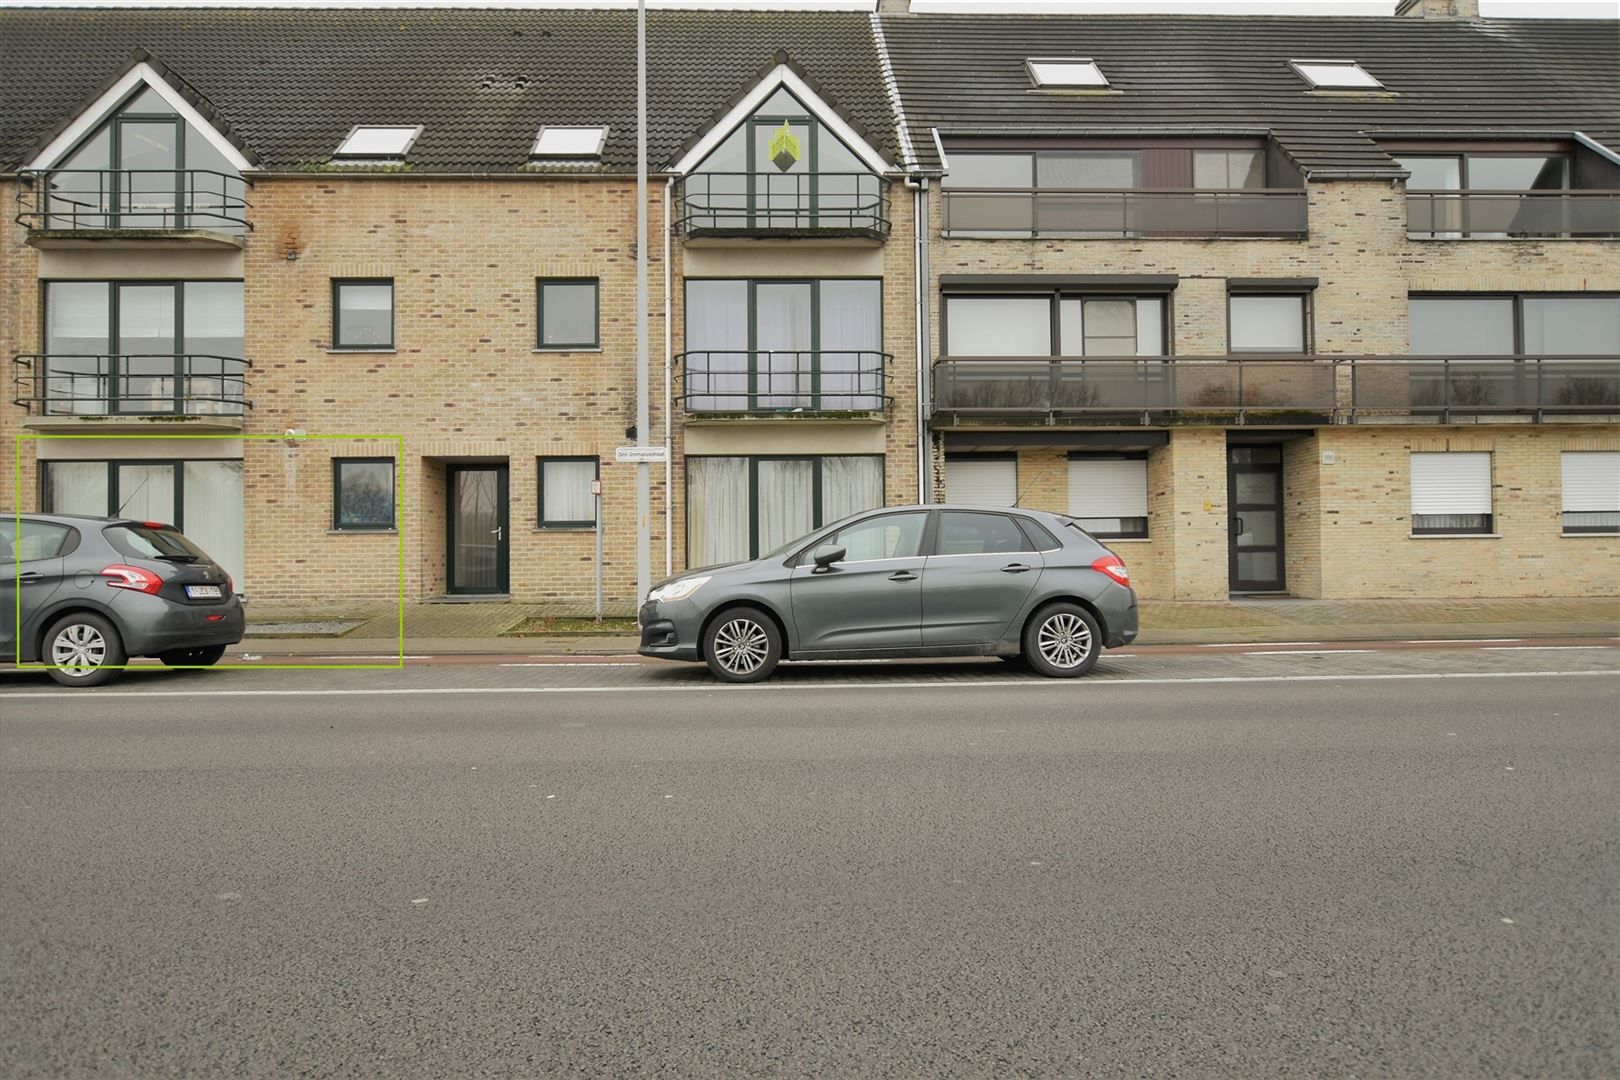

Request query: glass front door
[
  {"left": 448, "top": 465, "right": 508, "bottom": 595},
  {"left": 1228, "top": 446, "right": 1285, "bottom": 593}
]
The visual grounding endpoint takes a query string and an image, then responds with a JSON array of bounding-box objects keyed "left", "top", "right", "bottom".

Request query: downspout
[
  {"left": 663, "top": 175, "right": 675, "bottom": 577},
  {"left": 912, "top": 176, "right": 931, "bottom": 503}
]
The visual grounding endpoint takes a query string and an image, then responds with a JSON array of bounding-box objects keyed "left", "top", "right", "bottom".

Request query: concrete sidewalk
[{"left": 234, "top": 596, "right": 1619, "bottom": 657}]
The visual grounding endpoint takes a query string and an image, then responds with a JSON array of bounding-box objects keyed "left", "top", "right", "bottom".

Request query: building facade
[{"left": 2, "top": 1, "right": 1616, "bottom": 611}]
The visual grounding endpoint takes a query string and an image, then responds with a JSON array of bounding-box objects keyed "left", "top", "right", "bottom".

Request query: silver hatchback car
[{"left": 639, "top": 504, "right": 1137, "bottom": 682}]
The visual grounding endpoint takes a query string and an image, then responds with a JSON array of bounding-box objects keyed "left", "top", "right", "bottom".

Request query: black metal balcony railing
[
  {"left": 931, "top": 357, "right": 1335, "bottom": 422},
  {"left": 1407, "top": 190, "right": 1620, "bottom": 239},
  {"left": 676, "top": 173, "right": 891, "bottom": 237},
  {"left": 940, "top": 188, "right": 1309, "bottom": 239},
  {"left": 15, "top": 169, "right": 252, "bottom": 233},
  {"left": 12, "top": 354, "right": 252, "bottom": 417},
  {"left": 677, "top": 350, "right": 892, "bottom": 413},
  {"left": 1343, "top": 357, "right": 1620, "bottom": 419}
]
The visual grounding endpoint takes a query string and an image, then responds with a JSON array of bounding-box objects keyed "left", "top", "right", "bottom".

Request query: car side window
[
  {"left": 0, "top": 520, "right": 73, "bottom": 561},
  {"left": 1016, "top": 517, "right": 1063, "bottom": 551},
  {"left": 827, "top": 512, "right": 927, "bottom": 562},
  {"left": 937, "top": 511, "right": 1032, "bottom": 556}
]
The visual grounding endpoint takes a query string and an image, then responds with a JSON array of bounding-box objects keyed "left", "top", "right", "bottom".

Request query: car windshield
[{"left": 106, "top": 524, "right": 210, "bottom": 563}]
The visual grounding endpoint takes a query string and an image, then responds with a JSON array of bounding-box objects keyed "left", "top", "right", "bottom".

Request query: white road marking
[
  {"left": 1406, "top": 639, "right": 1521, "bottom": 644},
  {"left": 1197, "top": 642, "right": 1321, "bottom": 648},
  {"left": 0, "top": 670, "right": 1615, "bottom": 701},
  {"left": 499, "top": 662, "right": 646, "bottom": 668},
  {"left": 1481, "top": 646, "right": 1615, "bottom": 652},
  {"left": 1246, "top": 649, "right": 1375, "bottom": 655}
]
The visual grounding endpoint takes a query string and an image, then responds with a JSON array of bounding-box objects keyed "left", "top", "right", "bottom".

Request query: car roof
[{"left": 4, "top": 511, "right": 140, "bottom": 525}]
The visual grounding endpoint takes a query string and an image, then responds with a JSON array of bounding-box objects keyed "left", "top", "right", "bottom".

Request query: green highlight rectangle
[{"left": 12, "top": 432, "right": 407, "bottom": 672}]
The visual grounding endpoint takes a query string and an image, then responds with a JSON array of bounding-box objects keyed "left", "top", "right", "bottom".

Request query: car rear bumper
[
  {"left": 1101, "top": 588, "right": 1139, "bottom": 649},
  {"left": 110, "top": 592, "right": 246, "bottom": 656}
]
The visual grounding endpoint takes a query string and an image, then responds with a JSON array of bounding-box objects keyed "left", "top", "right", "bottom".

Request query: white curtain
[
  {"left": 685, "top": 281, "right": 749, "bottom": 411},
  {"left": 756, "top": 458, "right": 815, "bottom": 554},
  {"left": 687, "top": 457, "right": 749, "bottom": 566},
  {"left": 183, "top": 460, "right": 245, "bottom": 589},
  {"left": 818, "top": 281, "right": 882, "bottom": 409},
  {"left": 820, "top": 456, "right": 883, "bottom": 525},
  {"left": 543, "top": 460, "right": 596, "bottom": 524},
  {"left": 755, "top": 283, "right": 813, "bottom": 408},
  {"left": 45, "top": 461, "right": 108, "bottom": 515},
  {"left": 115, "top": 463, "right": 176, "bottom": 524}
]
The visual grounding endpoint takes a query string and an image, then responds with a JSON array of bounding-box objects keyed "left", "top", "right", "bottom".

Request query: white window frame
[
  {"left": 1289, "top": 59, "right": 1384, "bottom": 90},
  {"left": 1560, "top": 451, "right": 1620, "bottom": 535},
  {"left": 333, "top": 125, "right": 423, "bottom": 160},
  {"left": 531, "top": 126, "right": 609, "bottom": 160},
  {"left": 1026, "top": 58, "right": 1110, "bottom": 89},
  {"left": 1410, "top": 452, "right": 1493, "bottom": 536}
]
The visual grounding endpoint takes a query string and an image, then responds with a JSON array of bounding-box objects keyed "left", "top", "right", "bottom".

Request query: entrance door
[
  {"left": 447, "top": 465, "right": 508, "bottom": 595},
  {"left": 1228, "top": 446, "right": 1285, "bottom": 592}
]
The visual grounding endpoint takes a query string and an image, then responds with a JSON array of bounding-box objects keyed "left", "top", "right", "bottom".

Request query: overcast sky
[{"left": 0, "top": 0, "right": 1613, "bottom": 16}]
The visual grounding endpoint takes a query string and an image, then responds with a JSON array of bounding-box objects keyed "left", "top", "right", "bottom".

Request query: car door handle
[
  {"left": 1000, "top": 563, "right": 1033, "bottom": 574},
  {"left": 888, "top": 570, "right": 918, "bottom": 582},
  {"left": 16, "top": 571, "right": 43, "bottom": 582}
]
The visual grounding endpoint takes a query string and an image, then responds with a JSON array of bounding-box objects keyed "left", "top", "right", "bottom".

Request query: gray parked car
[
  {"left": 1, "top": 512, "right": 245, "bottom": 687},
  {"left": 639, "top": 504, "right": 1137, "bottom": 682}
]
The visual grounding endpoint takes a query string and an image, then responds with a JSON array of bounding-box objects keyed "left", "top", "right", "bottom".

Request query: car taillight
[
  {"left": 1091, "top": 554, "right": 1130, "bottom": 588},
  {"left": 101, "top": 564, "right": 164, "bottom": 595},
  {"left": 226, "top": 574, "right": 235, "bottom": 595}
]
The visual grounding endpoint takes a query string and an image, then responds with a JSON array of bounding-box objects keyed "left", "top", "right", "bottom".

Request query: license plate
[{"left": 185, "top": 585, "right": 223, "bottom": 599}]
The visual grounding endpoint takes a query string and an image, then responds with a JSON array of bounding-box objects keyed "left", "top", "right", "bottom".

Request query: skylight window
[
  {"left": 334, "top": 126, "right": 422, "bottom": 159},
  {"left": 1027, "top": 58, "right": 1110, "bottom": 90},
  {"left": 1290, "top": 60, "right": 1384, "bottom": 90},
  {"left": 531, "top": 126, "right": 609, "bottom": 159}
]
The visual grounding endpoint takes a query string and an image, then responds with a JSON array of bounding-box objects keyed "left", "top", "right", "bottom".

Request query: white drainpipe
[{"left": 663, "top": 175, "right": 675, "bottom": 577}]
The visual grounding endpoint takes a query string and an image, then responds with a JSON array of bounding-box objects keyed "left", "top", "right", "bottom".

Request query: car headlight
[{"left": 647, "top": 575, "right": 710, "bottom": 604}]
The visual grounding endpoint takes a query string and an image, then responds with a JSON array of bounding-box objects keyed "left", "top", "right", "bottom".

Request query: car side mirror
[{"left": 811, "top": 544, "right": 846, "bottom": 572}]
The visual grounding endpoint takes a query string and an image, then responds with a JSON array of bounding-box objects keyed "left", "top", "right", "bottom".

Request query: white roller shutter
[
  {"left": 1410, "top": 452, "right": 1492, "bottom": 515},
  {"left": 1068, "top": 458, "right": 1149, "bottom": 517},
  {"left": 1561, "top": 452, "right": 1620, "bottom": 512},
  {"left": 945, "top": 457, "right": 1017, "bottom": 506}
]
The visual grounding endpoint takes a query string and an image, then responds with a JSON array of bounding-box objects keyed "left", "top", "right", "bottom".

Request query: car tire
[
  {"left": 160, "top": 644, "right": 228, "bottom": 668},
  {"left": 43, "top": 612, "right": 126, "bottom": 688},
  {"left": 702, "top": 606, "right": 782, "bottom": 683},
  {"left": 1021, "top": 603, "right": 1101, "bottom": 679}
]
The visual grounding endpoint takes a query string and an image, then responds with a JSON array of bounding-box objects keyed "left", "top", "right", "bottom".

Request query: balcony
[
  {"left": 15, "top": 169, "right": 251, "bottom": 248},
  {"left": 939, "top": 188, "right": 1309, "bottom": 240},
  {"left": 1407, "top": 190, "right": 1620, "bottom": 240},
  {"left": 931, "top": 358, "right": 1335, "bottom": 425},
  {"left": 1342, "top": 357, "right": 1620, "bottom": 421},
  {"left": 676, "top": 350, "right": 892, "bottom": 417},
  {"left": 675, "top": 173, "right": 891, "bottom": 243},
  {"left": 13, "top": 354, "right": 252, "bottom": 431}
]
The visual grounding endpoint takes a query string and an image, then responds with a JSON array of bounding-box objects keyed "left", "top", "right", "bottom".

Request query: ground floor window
[
  {"left": 687, "top": 455, "right": 883, "bottom": 564},
  {"left": 1410, "top": 451, "right": 1493, "bottom": 534},
  {"left": 1068, "top": 454, "right": 1149, "bottom": 538},
  {"left": 944, "top": 454, "right": 1017, "bottom": 506},
  {"left": 333, "top": 458, "right": 396, "bottom": 530},
  {"left": 41, "top": 458, "right": 244, "bottom": 586},
  {"left": 1561, "top": 451, "right": 1619, "bottom": 534},
  {"left": 538, "top": 457, "right": 598, "bottom": 528}
]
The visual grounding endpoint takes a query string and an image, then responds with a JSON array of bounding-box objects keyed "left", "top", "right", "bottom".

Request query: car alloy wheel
[
  {"left": 1037, "top": 612, "right": 1092, "bottom": 670},
  {"left": 43, "top": 612, "right": 127, "bottom": 688},
  {"left": 52, "top": 622, "right": 108, "bottom": 676},
  {"left": 713, "top": 617, "right": 770, "bottom": 676},
  {"left": 1021, "top": 602, "right": 1101, "bottom": 679}
]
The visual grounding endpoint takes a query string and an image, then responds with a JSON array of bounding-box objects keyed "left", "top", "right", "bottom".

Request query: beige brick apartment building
[{"left": 2, "top": 0, "right": 1616, "bottom": 608}]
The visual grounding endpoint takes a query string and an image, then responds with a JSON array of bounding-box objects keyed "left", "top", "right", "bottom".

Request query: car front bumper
[{"left": 637, "top": 598, "right": 704, "bottom": 662}]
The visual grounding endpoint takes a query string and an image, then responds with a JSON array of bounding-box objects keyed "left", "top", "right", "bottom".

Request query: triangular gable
[
  {"left": 24, "top": 53, "right": 255, "bottom": 173},
  {"left": 670, "top": 58, "right": 893, "bottom": 176}
]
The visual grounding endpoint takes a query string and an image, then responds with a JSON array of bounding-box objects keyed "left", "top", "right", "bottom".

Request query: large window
[
  {"left": 1410, "top": 452, "right": 1493, "bottom": 535},
  {"left": 333, "top": 458, "right": 396, "bottom": 530},
  {"left": 41, "top": 280, "right": 244, "bottom": 415},
  {"left": 1396, "top": 153, "right": 1570, "bottom": 192},
  {"left": 41, "top": 458, "right": 244, "bottom": 586},
  {"left": 1410, "top": 295, "right": 1620, "bottom": 355},
  {"left": 1229, "top": 294, "right": 1309, "bottom": 354},
  {"left": 686, "top": 455, "right": 882, "bottom": 565},
  {"left": 1561, "top": 452, "right": 1619, "bottom": 535},
  {"left": 1068, "top": 455, "right": 1149, "bottom": 539},
  {"left": 537, "top": 279, "right": 599, "bottom": 350},
  {"left": 685, "top": 279, "right": 883, "bottom": 410},
  {"left": 943, "top": 293, "right": 1166, "bottom": 358},
  {"left": 538, "top": 457, "right": 598, "bottom": 529},
  {"left": 1193, "top": 150, "right": 1265, "bottom": 189},
  {"left": 332, "top": 280, "right": 394, "bottom": 349}
]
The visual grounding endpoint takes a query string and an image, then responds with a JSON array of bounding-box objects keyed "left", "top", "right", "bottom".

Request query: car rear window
[
  {"left": 1016, "top": 517, "right": 1063, "bottom": 551},
  {"left": 105, "top": 524, "right": 211, "bottom": 563}
]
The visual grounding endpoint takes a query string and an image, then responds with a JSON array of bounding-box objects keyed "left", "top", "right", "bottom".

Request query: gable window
[
  {"left": 334, "top": 126, "right": 421, "bottom": 160},
  {"left": 1229, "top": 294, "right": 1309, "bottom": 354},
  {"left": 1026, "top": 58, "right": 1109, "bottom": 89},
  {"left": 1289, "top": 60, "right": 1383, "bottom": 90},
  {"left": 333, "top": 279, "right": 394, "bottom": 350},
  {"left": 1561, "top": 452, "right": 1620, "bottom": 535},
  {"left": 1410, "top": 452, "right": 1492, "bottom": 535},
  {"left": 537, "top": 279, "right": 599, "bottom": 349},
  {"left": 333, "top": 458, "right": 396, "bottom": 530},
  {"left": 944, "top": 455, "right": 1017, "bottom": 506},
  {"left": 1068, "top": 455, "right": 1149, "bottom": 539},
  {"left": 538, "top": 458, "right": 598, "bottom": 529},
  {"left": 531, "top": 126, "right": 608, "bottom": 160},
  {"left": 943, "top": 292, "right": 1166, "bottom": 358}
]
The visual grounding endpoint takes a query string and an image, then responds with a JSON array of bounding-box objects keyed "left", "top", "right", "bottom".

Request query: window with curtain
[
  {"left": 333, "top": 280, "right": 394, "bottom": 349},
  {"left": 1229, "top": 294, "right": 1308, "bottom": 353},
  {"left": 946, "top": 294, "right": 1166, "bottom": 358},
  {"left": 538, "top": 458, "right": 598, "bottom": 528},
  {"left": 1561, "top": 452, "right": 1619, "bottom": 534},
  {"left": 1068, "top": 456, "right": 1149, "bottom": 538},
  {"left": 1410, "top": 452, "right": 1492, "bottom": 535},
  {"left": 686, "top": 455, "right": 883, "bottom": 564}
]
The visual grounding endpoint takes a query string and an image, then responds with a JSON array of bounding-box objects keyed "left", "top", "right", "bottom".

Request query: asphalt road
[{"left": 1, "top": 647, "right": 1616, "bottom": 1078}]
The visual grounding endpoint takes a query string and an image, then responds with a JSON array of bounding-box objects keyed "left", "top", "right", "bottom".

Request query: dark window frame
[
  {"left": 940, "top": 289, "right": 1173, "bottom": 358},
  {"left": 332, "top": 457, "right": 397, "bottom": 531},
  {"left": 1067, "top": 451, "right": 1150, "bottom": 539},
  {"left": 536, "top": 456, "right": 600, "bottom": 529},
  {"left": 1560, "top": 512, "right": 1619, "bottom": 536},
  {"left": 536, "top": 277, "right": 600, "bottom": 350},
  {"left": 1409, "top": 291, "right": 1620, "bottom": 355},
  {"left": 683, "top": 453, "right": 886, "bottom": 564},
  {"left": 1226, "top": 290, "right": 1314, "bottom": 356},
  {"left": 331, "top": 278, "right": 395, "bottom": 350},
  {"left": 1395, "top": 151, "right": 1573, "bottom": 191},
  {"left": 1411, "top": 513, "right": 1494, "bottom": 536}
]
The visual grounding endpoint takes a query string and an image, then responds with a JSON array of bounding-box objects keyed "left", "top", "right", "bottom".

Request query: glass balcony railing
[
  {"left": 676, "top": 173, "right": 891, "bottom": 238},
  {"left": 1343, "top": 357, "right": 1620, "bottom": 417},
  {"left": 1406, "top": 190, "right": 1620, "bottom": 239},
  {"left": 677, "top": 350, "right": 892, "bottom": 413},
  {"left": 12, "top": 354, "right": 252, "bottom": 417},
  {"left": 15, "top": 169, "right": 251, "bottom": 234},
  {"left": 939, "top": 188, "right": 1309, "bottom": 239}
]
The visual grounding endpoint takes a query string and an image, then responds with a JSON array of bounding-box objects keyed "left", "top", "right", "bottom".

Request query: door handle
[
  {"left": 491, "top": 526, "right": 503, "bottom": 540},
  {"left": 17, "top": 571, "right": 42, "bottom": 582},
  {"left": 887, "top": 570, "right": 918, "bottom": 582},
  {"left": 1000, "top": 563, "right": 1033, "bottom": 574}
]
